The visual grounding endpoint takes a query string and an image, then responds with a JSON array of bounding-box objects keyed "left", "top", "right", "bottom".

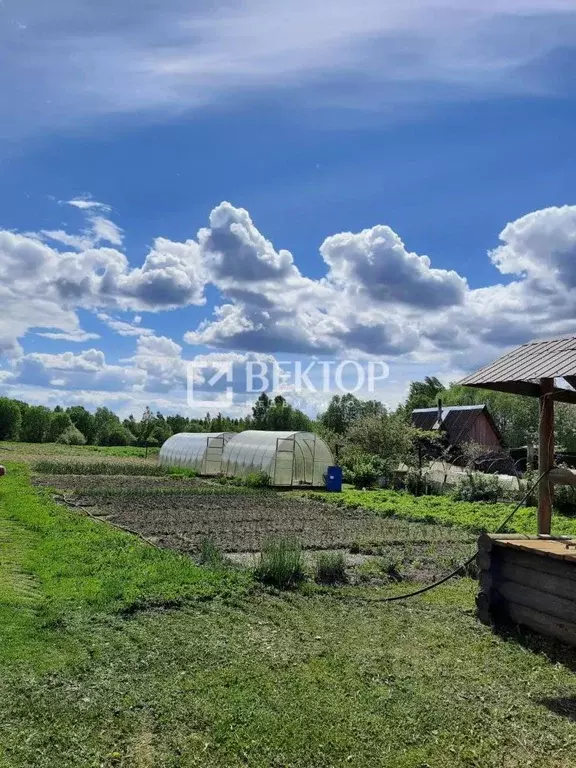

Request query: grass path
[{"left": 2, "top": 465, "right": 576, "bottom": 766}]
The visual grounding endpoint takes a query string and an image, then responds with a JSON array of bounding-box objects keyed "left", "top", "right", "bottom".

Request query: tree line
[
  {"left": 2, "top": 377, "right": 575, "bottom": 467},
  {"left": 0, "top": 393, "right": 314, "bottom": 448}
]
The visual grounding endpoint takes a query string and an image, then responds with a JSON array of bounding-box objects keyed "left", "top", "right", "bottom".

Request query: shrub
[
  {"left": 452, "top": 472, "right": 503, "bottom": 503},
  {"left": 254, "top": 537, "right": 304, "bottom": 589},
  {"left": 243, "top": 471, "right": 271, "bottom": 488},
  {"left": 343, "top": 453, "right": 387, "bottom": 489},
  {"left": 56, "top": 426, "right": 87, "bottom": 446},
  {"left": 315, "top": 552, "right": 347, "bottom": 585},
  {"left": 553, "top": 484, "right": 576, "bottom": 516},
  {"left": 198, "top": 537, "right": 224, "bottom": 566},
  {"left": 99, "top": 425, "right": 136, "bottom": 447}
]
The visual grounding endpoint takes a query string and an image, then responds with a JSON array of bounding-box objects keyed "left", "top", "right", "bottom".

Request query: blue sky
[{"left": 1, "top": 0, "right": 576, "bottom": 417}]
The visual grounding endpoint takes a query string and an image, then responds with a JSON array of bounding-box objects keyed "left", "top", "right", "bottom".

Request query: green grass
[
  {"left": 0, "top": 464, "right": 248, "bottom": 669},
  {"left": 0, "top": 441, "right": 159, "bottom": 459},
  {"left": 307, "top": 488, "right": 576, "bottom": 536},
  {"left": 33, "top": 459, "right": 175, "bottom": 476},
  {"left": 3, "top": 463, "right": 576, "bottom": 766},
  {"left": 254, "top": 537, "right": 305, "bottom": 588}
]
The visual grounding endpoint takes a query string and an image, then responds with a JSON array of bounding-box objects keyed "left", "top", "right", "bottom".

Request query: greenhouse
[
  {"left": 159, "top": 432, "right": 233, "bottom": 475},
  {"left": 221, "top": 430, "right": 333, "bottom": 487}
]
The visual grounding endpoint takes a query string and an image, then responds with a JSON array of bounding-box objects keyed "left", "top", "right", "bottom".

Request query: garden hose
[{"left": 342, "top": 467, "right": 553, "bottom": 604}]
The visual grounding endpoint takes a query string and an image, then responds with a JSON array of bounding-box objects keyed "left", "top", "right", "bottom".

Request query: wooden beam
[{"left": 538, "top": 377, "right": 555, "bottom": 535}]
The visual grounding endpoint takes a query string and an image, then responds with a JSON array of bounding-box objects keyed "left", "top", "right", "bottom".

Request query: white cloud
[
  {"left": 4, "top": 197, "right": 576, "bottom": 414},
  {"left": 97, "top": 313, "right": 154, "bottom": 337},
  {"left": 37, "top": 330, "right": 100, "bottom": 342},
  {"left": 321, "top": 225, "right": 467, "bottom": 309},
  {"left": 0, "top": 206, "right": 206, "bottom": 352},
  {"left": 66, "top": 198, "right": 111, "bottom": 212}
]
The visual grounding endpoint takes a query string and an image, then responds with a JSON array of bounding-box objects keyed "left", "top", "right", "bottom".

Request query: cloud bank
[{"left": 2, "top": 197, "right": 576, "bottom": 413}]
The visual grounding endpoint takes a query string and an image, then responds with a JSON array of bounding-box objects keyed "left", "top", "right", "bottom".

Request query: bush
[
  {"left": 452, "top": 472, "right": 503, "bottom": 503},
  {"left": 243, "top": 471, "right": 271, "bottom": 488},
  {"left": 198, "top": 537, "right": 224, "bottom": 566},
  {"left": 56, "top": 426, "right": 87, "bottom": 446},
  {"left": 315, "top": 552, "right": 347, "bottom": 585},
  {"left": 343, "top": 453, "right": 388, "bottom": 489},
  {"left": 98, "top": 425, "right": 136, "bottom": 447},
  {"left": 553, "top": 484, "right": 576, "bottom": 516},
  {"left": 254, "top": 538, "right": 304, "bottom": 589}
]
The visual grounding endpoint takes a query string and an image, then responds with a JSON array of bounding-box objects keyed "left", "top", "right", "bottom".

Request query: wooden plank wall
[
  {"left": 468, "top": 413, "right": 501, "bottom": 449},
  {"left": 477, "top": 534, "right": 576, "bottom": 646}
]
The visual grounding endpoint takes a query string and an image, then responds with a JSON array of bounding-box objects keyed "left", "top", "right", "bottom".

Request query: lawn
[
  {"left": 2, "top": 459, "right": 576, "bottom": 766},
  {"left": 308, "top": 487, "right": 576, "bottom": 537},
  {"left": 0, "top": 440, "right": 159, "bottom": 462}
]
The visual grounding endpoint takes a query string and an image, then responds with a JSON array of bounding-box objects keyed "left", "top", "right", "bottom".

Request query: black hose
[{"left": 337, "top": 467, "right": 552, "bottom": 604}]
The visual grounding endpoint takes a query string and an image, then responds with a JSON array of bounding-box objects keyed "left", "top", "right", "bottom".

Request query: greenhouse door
[
  {"left": 274, "top": 436, "right": 296, "bottom": 486},
  {"left": 204, "top": 435, "right": 224, "bottom": 475},
  {"left": 299, "top": 435, "right": 316, "bottom": 486}
]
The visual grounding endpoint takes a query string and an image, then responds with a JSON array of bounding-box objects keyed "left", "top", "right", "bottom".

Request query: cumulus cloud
[
  {"left": 490, "top": 205, "right": 576, "bottom": 290},
  {"left": 321, "top": 225, "right": 467, "bottom": 309},
  {"left": 4, "top": 197, "right": 576, "bottom": 406},
  {"left": 0, "top": 203, "right": 206, "bottom": 352},
  {"left": 199, "top": 202, "right": 297, "bottom": 284}
]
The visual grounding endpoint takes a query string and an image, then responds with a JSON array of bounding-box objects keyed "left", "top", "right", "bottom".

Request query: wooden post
[{"left": 538, "top": 378, "right": 555, "bottom": 535}]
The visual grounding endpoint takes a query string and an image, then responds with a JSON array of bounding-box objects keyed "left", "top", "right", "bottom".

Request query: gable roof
[{"left": 411, "top": 404, "right": 501, "bottom": 445}]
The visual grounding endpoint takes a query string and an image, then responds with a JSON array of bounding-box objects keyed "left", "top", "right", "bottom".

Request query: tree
[
  {"left": 0, "top": 398, "right": 22, "bottom": 440},
  {"left": 20, "top": 406, "right": 52, "bottom": 443},
  {"left": 252, "top": 393, "right": 271, "bottom": 428},
  {"left": 67, "top": 406, "right": 96, "bottom": 444},
  {"left": 99, "top": 424, "right": 135, "bottom": 446},
  {"left": 404, "top": 376, "right": 446, "bottom": 414},
  {"left": 319, "top": 393, "right": 385, "bottom": 435},
  {"left": 48, "top": 411, "right": 73, "bottom": 442},
  {"left": 94, "top": 407, "right": 121, "bottom": 445},
  {"left": 166, "top": 414, "right": 189, "bottom": 434}
]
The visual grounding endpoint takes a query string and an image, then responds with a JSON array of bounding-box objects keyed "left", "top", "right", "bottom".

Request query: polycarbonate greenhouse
[
  {"left": 221, "top": 431, "right": 333, "bottom": 487},
  {"left": 159, "top": 432, "right": 233, "bottom": 475}
]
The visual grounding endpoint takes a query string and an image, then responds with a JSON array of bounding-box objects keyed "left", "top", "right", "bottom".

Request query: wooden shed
[{"left": 411, "top": 403, "right": 502, "bottom": 450}]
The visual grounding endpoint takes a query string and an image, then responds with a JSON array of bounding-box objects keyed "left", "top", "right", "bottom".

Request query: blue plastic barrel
[{"left": 325, "top": 465, "right": 342, "bottom": 492}]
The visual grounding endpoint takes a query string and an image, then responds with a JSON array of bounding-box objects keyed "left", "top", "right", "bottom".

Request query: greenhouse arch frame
[
  {"left": 159, "top": 432, "right": 233, "bottom": 475},
  {"left": 221, "top": 430, "right": 333, "bottom": 487}
]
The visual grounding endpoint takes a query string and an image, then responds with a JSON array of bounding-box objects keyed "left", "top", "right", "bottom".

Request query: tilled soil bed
[{"left": 35, "top": 473, "right": 474, "bottom": 582}]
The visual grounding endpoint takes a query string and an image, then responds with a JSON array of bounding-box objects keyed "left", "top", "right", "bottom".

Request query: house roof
[
  {"left": 460, "top": 335, "right": 576, "bottom": 404},
  {"left": 411, "top": 404, "right": 502, "bottom": 445}
]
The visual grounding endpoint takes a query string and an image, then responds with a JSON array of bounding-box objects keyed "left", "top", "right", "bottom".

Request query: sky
[{"left": 1, "top": 0, "right": 576, "bottom": 418}]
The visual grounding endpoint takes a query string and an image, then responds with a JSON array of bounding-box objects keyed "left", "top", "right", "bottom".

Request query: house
[{"left": 411, "top": 402, "right": 502, "bottom": 451}]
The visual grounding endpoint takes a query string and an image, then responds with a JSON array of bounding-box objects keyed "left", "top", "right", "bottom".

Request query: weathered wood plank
[
  {"left": 477, "top": 551, "right": 491, "bottom": 571},
  {"left": 493, "top": 546, "right": 576, "bottom": 581},
  {"left": 498, "top": 561, "right": 576, "bottom": 602},
  {"left": 496, "top": 579, "right": 576, "bottom": 624},
  {"left": 505, "top": 601, "right": 576, "bottom": 646},
  {"left": 478, "top": 533, "right": 533, "bottom": 553},
  {"left": 538, "top": 377, "right": 554, "bottom": 535}
]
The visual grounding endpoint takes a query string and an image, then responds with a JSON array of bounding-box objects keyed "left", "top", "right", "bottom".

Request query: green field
[
  {"left": 308, "top": 487, "right": 576, "bottom": 536},
  {"left": 1, "top": 451, "right": 576, "bottom": 766}
]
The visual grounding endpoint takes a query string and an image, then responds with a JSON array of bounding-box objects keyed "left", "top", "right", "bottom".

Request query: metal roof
[
  {"left": 460, "top": 335, "right": 576, "bottom": 404},
  {"left": 413, "top": 405, "right": 486, "bottom": 414},
  {"left": 411, "top": 404, "right": 502, "bottom": 445}
]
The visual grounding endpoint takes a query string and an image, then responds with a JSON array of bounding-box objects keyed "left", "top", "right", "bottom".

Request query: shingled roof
[{"left": 411, "top": 404, "right": 501, "bottom": 445}]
